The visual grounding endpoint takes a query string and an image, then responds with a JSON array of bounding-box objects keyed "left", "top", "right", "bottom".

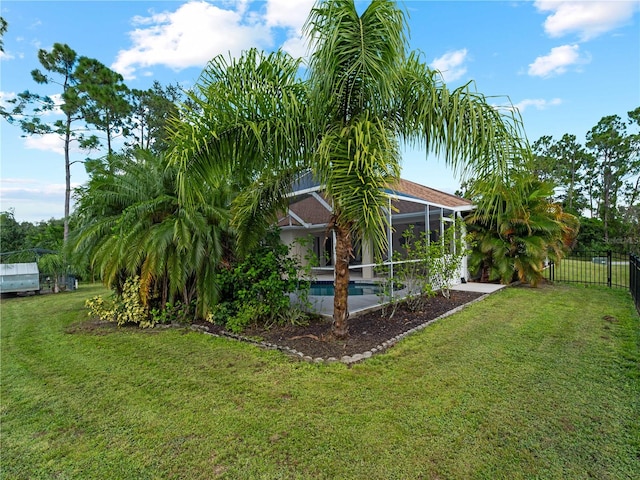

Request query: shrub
[
  {"left": 85, "top": 275, "right": 153, "bottom": 328},
  {"left": 467, "top": 178, "right": 578, "bottom": 286},
  {"left": 213, "top": 230, "right": 310, "bottom": 332},
  {"left": 428, "top": 218, "right": 471, "bottom": 299},
  {"left": 376, "top": 219, "right": 470, "bottom": 315},
  {"left": 150, "top": 301, "right": 193, "bottom": 326},
  {"left": 375, "top": 230, "right": 429, "bottom": 316}
]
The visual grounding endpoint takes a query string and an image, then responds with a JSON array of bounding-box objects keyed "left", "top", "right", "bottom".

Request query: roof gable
[{"left": 278, "top": 177, "right": 473, "bottom": 228}]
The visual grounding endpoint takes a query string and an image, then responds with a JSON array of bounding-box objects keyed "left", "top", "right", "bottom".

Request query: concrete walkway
[
  {"left": 301, "top": 281, "right": 506, "bottom": 318},
  {"left": 451, "top": 282, "right": 506, "bottom": 294}
]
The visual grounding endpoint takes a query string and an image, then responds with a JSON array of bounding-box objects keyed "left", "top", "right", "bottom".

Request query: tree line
[
  {"left": 532, "top": 109, "right": 640, "bottom": 249},
  {"left": 0, "top": 210, "right": 63, "bottom": 255},
  {"left": 1, "top": 34, "right": 184, "bottom": 241}
]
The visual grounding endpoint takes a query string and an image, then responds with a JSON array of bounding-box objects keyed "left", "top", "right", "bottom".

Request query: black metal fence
[
  {"left": 630, "top": 254, "right": 640, "bottom": 314},
  {"left": 546, "top": 250, "right": 630, "bottom": 289},
  {"left": 546, "top": 249, "right": 640, "bottom": 314}
]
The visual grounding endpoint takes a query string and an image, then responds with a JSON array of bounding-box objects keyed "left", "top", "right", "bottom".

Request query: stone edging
[{"left": 190, "top": 293, "right": 493, "bottom": 365}]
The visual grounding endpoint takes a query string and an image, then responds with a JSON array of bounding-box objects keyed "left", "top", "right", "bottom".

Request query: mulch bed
[{"left": 198, "top": 290, "right": 484, "bottom": 360}]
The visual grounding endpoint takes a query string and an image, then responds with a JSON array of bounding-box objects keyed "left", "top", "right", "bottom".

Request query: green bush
[
  {"left": 85, "top": 275, "right": 153, "bottom": 328},
  {"left": 150, "top": 301, "right": 193, "bottom": 326},
  {"left": 212, "top": 231, "right": 309, "bottom": 332}
]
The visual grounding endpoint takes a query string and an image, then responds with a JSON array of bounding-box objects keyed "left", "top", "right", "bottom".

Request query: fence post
[
  {"left": 631, "top": 254, "right": 640, "bottom": 314},
  {"left": 607, "top": 250, "right": 612, "bottom": 288},
  {"left": 630, "top": 254, "right": 635, "bottom": 302}
]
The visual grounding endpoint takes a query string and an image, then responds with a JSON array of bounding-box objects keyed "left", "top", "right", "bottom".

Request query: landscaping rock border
[{"left": 191, "top": 292, "right": 491, "bottom": 364}]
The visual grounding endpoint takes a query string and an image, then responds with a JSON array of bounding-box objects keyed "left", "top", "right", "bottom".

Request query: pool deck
[{"left": 299, "top": 281, "right": 506, "bottom": 318}]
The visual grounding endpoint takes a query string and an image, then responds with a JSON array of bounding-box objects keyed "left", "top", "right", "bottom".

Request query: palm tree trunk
[
  {"left": 63, "top": 116, "right": 72, "bottom": 243},
  {"left": 568, "top": 157, "right": 575, "bottom": 211},
  {"left": 332, "top": 219, "right": 352, "bottom": 339},
  {"left": 162, "top": 275, "right": 168, "bottom": 307}
]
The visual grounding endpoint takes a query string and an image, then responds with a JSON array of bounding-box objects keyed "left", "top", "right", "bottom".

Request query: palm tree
[
  {"left": 466, "top": 173, "right": 579, "bottom": 286},
  {"left": 169, "top": 0, "right": 527, "bottom": 338},
  {"left": 68, "top": 149, "right": 230, "bottom": 316}
]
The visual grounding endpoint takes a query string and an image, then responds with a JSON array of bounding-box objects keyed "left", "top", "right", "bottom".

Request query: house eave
[{"left": 387, "top": 192, "right": 474, "bottom": 212}]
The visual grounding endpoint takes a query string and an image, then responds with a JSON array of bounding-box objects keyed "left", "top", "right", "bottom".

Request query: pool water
[{"left": 309, "top": 281, "right": 383, "bottom": 296}]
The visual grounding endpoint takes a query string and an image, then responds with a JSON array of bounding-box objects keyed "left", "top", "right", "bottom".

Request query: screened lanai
[{"left": 277, "top": 173, "right": 475, "bottom": 284}]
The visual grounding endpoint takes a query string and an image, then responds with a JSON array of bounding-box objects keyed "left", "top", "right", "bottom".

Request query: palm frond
[
  {"left": 305, "top": 0, "right": 407, "bottom": 121},
  {"left": 314, "top": 112, "right": 400, "bottom": 255},
  {"left": 231, "top": 168, "right": 300, "bottom": 255},
  {"left": 397, "top": 54, "right": 529, "bottom": 218},
  {"left": 167, "top": 48, "right": 311, "bottom": 209}
]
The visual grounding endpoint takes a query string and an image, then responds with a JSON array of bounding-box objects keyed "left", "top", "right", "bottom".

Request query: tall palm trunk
[
  {"left": 63, "top": 115, "right": 72, "bottom": 243},
  {"left": 332, "top": 217, "right": 352, "bottom": 338}
]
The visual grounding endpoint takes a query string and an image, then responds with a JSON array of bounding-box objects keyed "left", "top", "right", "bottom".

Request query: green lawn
[{"left": 1, "top": 284, "right": 638, "bottom": 479}]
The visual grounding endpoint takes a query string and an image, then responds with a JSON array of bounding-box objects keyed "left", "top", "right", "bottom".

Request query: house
[{"left": 277, "top": 173, "right": 474, "bottom": 284}]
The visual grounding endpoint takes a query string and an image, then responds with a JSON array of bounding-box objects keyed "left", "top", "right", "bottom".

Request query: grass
[{"left": 1, "top": 283, "right": 639, "bottom": 479}]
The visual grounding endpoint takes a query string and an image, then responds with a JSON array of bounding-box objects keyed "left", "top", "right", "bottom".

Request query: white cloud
[
  {"left": 265, "top": 0, "right": 314, "bottom": 30},
  {"left": 528, "top": 44, "right": 589, "bottom": 77},
  {"left": 0, "top": 50, "right": 15, "bottom": 61},
  {"left": 430, "top": 49, "right": 468, "bottom": 83},
  {"left": 21, "top": 122, "right": 117, "bottom": 157},
  {"left": 265, "top": 0, "right": 315, "bottom": 60},
  {"left": 24, "top": 134, "right": 65, "bottom": 155},
  {"left": 535, "top": 1, "right": 639, "bottom": 41},
  {"left": 0, "top": 90, "right": 16, "bottom": 110},
  {"left": 281, "top": 33, "right": 309, "bottom": 59},
  {"left": 1, "top": 91, "right": 63, "bottom": 116},
  {"left": 1, "top": 178, "right": 70, "bottom": 196},
  {"left": 265, "top": 0, "right": 315, "bottom": 58},
  {"left": 0, "top": 178, "right": 80, "bottom": 222},
  {"left": 38, "top": 93, "right": 64, "bottom": 116},
  {"left": 112, "top": 0, "right": 273, "bottom": 79},
  {"left": 513, "top": 97, "right": 562, "bottom": 113}
]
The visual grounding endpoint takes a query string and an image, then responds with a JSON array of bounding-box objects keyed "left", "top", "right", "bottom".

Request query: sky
[{"left": 1, "top": 0, "right": 639, "bottom": 223}]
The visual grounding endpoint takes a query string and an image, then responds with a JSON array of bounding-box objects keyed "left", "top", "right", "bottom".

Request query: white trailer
[{"left": 0, "top": 262, "right": 40, "bottom": 294}]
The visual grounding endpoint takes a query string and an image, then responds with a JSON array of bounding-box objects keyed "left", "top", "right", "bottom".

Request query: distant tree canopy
[
  {"left": 126, "top": 81, "right": 184, "bottom": 155},
  {"left": 0, "top": 210, "right": 64, "bottom": 258},
  {"left": 1, "top": 43, "right": 188, "bottom": 242},
  {"left": 531, "top": 107, "right": 640, "bottom": 249}
]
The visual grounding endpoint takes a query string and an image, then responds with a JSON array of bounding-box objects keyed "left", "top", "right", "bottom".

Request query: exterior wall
[
  {"left": 280, "top": 229, "right": 311, "bottom": 268},
  {"left": 280, "top": 229, "right": 332, "bottom": 275},
  {"left": 361, "top": 240, "right": 374, "bottom": 279}
]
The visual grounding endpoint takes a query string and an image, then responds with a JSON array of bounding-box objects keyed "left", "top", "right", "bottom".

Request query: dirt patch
[
  {"left": 65, "top": 320, "right": 119, "bottom": 335},
  {"left": 198, "top": 290, "right": 485, "bottom": 360},
  {"left": 65, "top": 319, "right": 162, "bottom": 335}
]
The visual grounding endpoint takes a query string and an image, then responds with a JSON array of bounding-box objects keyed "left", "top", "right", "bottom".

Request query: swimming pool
[{"left": 308, "top": 281, "right": 383, "bottom": 296}]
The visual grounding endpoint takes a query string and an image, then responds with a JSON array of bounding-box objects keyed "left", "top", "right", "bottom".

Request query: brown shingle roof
[
  {"left": 389, "top": 178, "right": 472, "bottom": 208},
  {"left": 278, "top": 178, "right": 472, "bottom": 227}
]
